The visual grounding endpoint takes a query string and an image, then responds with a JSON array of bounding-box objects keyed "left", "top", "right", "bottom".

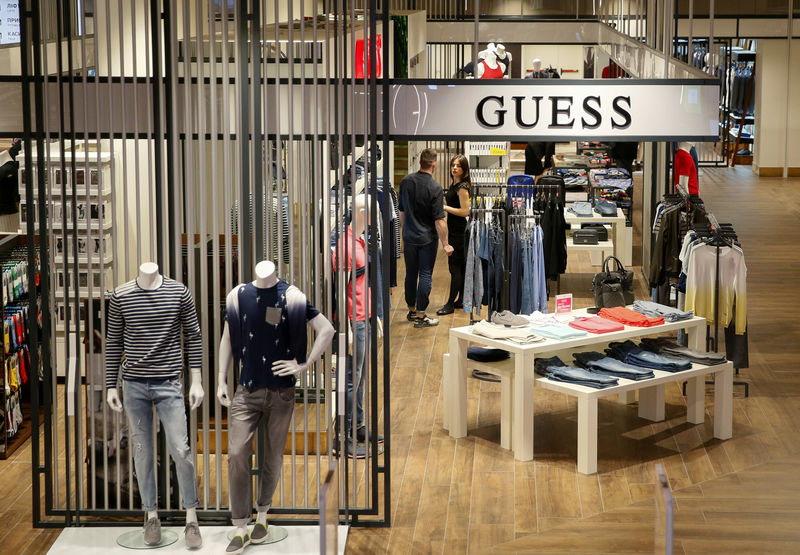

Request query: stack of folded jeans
[
  {"left": 605, "top": 340, "right": 692, "bottom": 372},
  {"left": 639, "top": 338, "right": 727, "bottom": 365},
  {"left": 538, "top": 365, "right": 619, "bottom": 389},
  {"left": 573, "top": 351, "right": 655, "bottom": 381},
  {"left": 594, "top": 199, "right": 618, "bottom": 216},
  {"left": 632, "top": 300, "right": 693, "bottom": 322},
  {"left": 568, "top": 201, "right": 593, "bottom": 217}
]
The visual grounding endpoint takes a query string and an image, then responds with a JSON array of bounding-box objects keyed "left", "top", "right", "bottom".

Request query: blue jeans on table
[
  {"left": 122, "top": 377, "right": 199, "bottom": 512},
  {"left": 607, "top": 340, "right": 692, "bottom": 371},
  {"left": 346, "top": 320, "right": 367, "bottom": 433},
  {"left": 587, "top": 357, "right": 655, "bottom": 380},
  {"left": 541, "top": 365, "right": 619, "bottom": 388},
  {"left": 404, "top": 239, "right": 438, "bottom": 313}
]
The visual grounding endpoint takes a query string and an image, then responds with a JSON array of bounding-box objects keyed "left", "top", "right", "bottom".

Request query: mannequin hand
[
  {"left": 272, "top": 359, "right": 307, "bottom": 377},
  {"left": 444, "top": 244, "right": 454, "bottom": 256},
  {"left": 189, "top": 382, "right": 204, "bottom": 410},
  {"left": 107, "top": 388, "right": 123, "bottom": 413},
  {"left": 216, "top": 382, "right": 231, "bottom": 407}
]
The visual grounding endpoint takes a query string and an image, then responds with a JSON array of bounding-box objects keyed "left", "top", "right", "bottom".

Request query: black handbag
[
  {"left": 591, "top": 255, "right": 635, "bottom": 308},
  {"left": 572, "top": 229, "right": 599, "bottom": 245}
]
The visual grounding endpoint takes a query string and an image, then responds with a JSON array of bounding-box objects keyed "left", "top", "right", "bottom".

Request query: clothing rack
[{"left": 683, "top": 212, "right": 749, "bottom": 397}]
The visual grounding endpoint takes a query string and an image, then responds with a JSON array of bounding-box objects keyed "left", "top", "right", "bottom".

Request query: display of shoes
[
  {"left": 414, "top": 315, "right": 439, "bottom": 328},
  {"left": 490, "top": 310, "right": 529, "bottom": 328},
  {"left": 250, "top": 522, "right": 269, "bottom": 544},
  {"left": 143, "top": 516, "right": 161, "bottom": 545},
  {"left": 184, "top": 521, "right": 202, "bottom": 549},
  {"left": 225, "top": 532, "right": 250, "bottom": 555}
]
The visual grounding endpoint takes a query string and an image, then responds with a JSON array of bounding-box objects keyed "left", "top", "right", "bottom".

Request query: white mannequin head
[
  {"left": 138, "top": 262, "right": 162, "bottom": 290},
  {"left": 353, "top": 194, "right": 368, "bottom": 235},
  {"left": 254, "top": 260, "right": 278, "bottom": 288},
  {"left": 495, "top": 43, "right": 506, "bottom": 59},
  {"left": 531, "top": 58, "right": 542, "bottom": 72}
]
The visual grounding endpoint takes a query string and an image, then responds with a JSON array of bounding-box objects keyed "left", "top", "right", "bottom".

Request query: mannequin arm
[
  {"left": 216, "top": 323, "right": 233, "bottom": 407},
  {"left": 189, "top": 369, "right": 204, "bottom": 410},
  {"left": 272, "top": 314, "right": 335, "bottom": 376},
  {"left": 107, "top": 388, "right": 123, "bottom": 412}
]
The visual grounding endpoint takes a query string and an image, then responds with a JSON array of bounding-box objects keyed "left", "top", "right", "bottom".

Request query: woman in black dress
[{"left": 437, "top": 154, "right": 473, "bottom": 315}]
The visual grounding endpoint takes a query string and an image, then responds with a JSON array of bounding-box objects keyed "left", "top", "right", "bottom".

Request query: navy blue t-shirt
[{"left": 228, "top": 281, "right": 320, "bottom": 390}]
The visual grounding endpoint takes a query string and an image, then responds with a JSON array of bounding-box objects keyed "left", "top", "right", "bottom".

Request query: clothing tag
[{"left": 266, "top": 306, "right": 282, "bottom": 326}]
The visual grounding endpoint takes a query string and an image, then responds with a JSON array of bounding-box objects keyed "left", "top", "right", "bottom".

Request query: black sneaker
[
  {"left": 406, "top": 311, "right": 417, "bottom": 322},
  {"left": 436, "top": 304, "right": 454, "bottom": 316},
  {"left": 356, "top": 426, "right": 385, "bottom": 444},
  {"left": 414, "top": 314, "right": 439, "bottom": 328}
]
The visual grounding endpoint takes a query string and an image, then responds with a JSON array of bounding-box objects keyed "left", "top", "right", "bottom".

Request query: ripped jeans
[{"left": 122, "top": 377, "right": 199, "bottom": 512}]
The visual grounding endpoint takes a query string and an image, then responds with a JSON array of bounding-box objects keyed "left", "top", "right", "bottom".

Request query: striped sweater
[{"left": 105, "top": 277, "right": 202, "bottom": 389}]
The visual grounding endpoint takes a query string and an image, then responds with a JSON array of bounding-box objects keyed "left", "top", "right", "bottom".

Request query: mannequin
[
  {"left": 332, "top": 195, "right": 384, "bottom": 459},
  {"left": 476, "top": 50, "right": 505, "bottom": 79},
  {"left": 477, "top": 42, "right": 496, "bottom": 62},
  {"left": 218, "top": 260, "right": 334, "bottom": 551},
  {"left": 525, "top": 58, "right": 542, "bottom": 78},
  {"left": 494, "top": 43, "right": 511, "bottom": 78},
  {"left": 105, "top": 262, "right": 204, "bottom": 548},
  {"left": 674, "top": 141, "right": 699, "bottom": 196}
]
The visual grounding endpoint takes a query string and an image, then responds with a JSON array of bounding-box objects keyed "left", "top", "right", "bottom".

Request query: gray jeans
[{"left": 228, "top": 386, "right": 294, "bottom": 526}]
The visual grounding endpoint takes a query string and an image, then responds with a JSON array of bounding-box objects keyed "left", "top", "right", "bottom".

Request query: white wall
[
  {"left": 753, "top": 39, "right": 800, "bottom": 172},
  {"left": 520, "top": 44, "right": 584, "bottom": 78},
  {"left": 407, "top": 10, "right": 427, "bottom": 78}
]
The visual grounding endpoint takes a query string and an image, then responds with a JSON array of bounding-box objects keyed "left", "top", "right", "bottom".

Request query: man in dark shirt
[{"left": 399, "top": 148, "right": 453, "bottom": 327}]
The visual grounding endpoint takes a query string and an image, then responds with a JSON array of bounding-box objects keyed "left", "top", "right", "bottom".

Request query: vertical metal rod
[
  {"left": 313, "top": 0, "right": 324, "bottom": 508},
  {"left": 708, "top": 0, "right": 715, "bottom": 75},
  {"left": 381, "top": 0, "right": 392, "bottom": 524},
  {"left": 299, "top": 0, "right": 310, "bottom": 509},
  {"left": 235, "top": 0, "right": 250, "bottom": 280},
  {"left": 287, "top": 0, "right": 298, "bottom": 508},
  {"left": 784, "top": 0, "right": 794, "bottom": 177},
  {"left": 473, "top": 0, "right": 479, "bottom": 75},
  {"left": 194, "top": 0, "right": 211, "bottom": 511},
  {"left": 207, "top": 0, "right": 223, "bottom": 510}
]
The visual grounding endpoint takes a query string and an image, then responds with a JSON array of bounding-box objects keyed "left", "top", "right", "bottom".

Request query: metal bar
[
  {"left": 288, "top": 0, "right": 298, "bottom": 509},
  {"left": 382, "top": 0, "right": 392, "bottom": 527},
  {"left": 299, "top": 0, "right": 310, "bottom": 510},
  {"left": 236, "top": 0, "right": 250, "bottom": 279},
  {"left": 207, "top": 0, "right": 223, "bottom": 510},
  {"left": 708, "top": 0, "right": 715, "bottom": 75}
]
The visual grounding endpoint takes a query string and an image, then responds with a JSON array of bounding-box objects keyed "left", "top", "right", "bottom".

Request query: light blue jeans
[
  {"left": 346, "top": 320, "right": 367, "bottom": 432},
  {"left": 122, "top": 377, "right": 199, "bottom": 512}
]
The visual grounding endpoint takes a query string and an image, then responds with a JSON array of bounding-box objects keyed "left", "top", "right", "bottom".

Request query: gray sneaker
[
  {"left": 491, "top": 310, "right": 529, "bottom": 328},
  {"left": 413, "top": 314, "right": 439, "bottom": 328},
  {"left": 225, "top": 532, "right": 250, "bottom": 555},
  {"left": 184, "top": 521, "right": 202, "bottom": 549},
  {"left": 250, "top": 522, "right": 269, "bottom": 544},
  {"left": 143, "top": 517, "right": 161, "bottom": 545}
]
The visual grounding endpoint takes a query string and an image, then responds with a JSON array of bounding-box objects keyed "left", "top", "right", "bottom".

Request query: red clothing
[
  {"left": 601, "top": 64, "right": 624, "bottom": 78},
  {"left": 673, "top": 149, "right": 698, "bottom": 195},
  {"left": 568, "top": 316, "right": 624, "bottom": 334},
  {"left": 598, "top": 307, "right": 664, "bottom": 327},
  {"left": 333, "top": 227, "right": 371, "bottom": 322},
  {"left": 478, "top": 60, "right": 504, "bottom": 79}
]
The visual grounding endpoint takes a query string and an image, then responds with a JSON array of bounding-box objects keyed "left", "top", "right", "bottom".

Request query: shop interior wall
[{"left": 753, "top": 38, "right": 800, "bottom": 175}]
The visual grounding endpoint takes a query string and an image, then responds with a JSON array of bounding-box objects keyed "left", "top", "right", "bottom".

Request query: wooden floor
[{"left": 2, "top": 165, "right": 800, "bottom": 553}]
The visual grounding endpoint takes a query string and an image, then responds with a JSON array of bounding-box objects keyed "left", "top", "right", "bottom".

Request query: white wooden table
[{"left": 443, "top": 309, "right": 734, "bottom": 472}]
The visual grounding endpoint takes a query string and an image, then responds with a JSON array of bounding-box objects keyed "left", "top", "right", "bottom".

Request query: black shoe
[
  {"left": 436, "top": 304, "right": 454, "bottom": 316},
  {"left": 356, "top": 426, "right": 385, "bottom": 444},
  {"left": 406, "top": 311, "right": 417, "bottom": 322},
  {"left": 453, "top": 301, "right": 463, "bottom": 310},
  {"left": 414, "top": 315, "right": 439, "bottom": 328}
]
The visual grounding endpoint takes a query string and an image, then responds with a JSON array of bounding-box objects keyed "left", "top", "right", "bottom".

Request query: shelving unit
[
  {"left": 19, "top": 150, "right": 116, "bottom": 331},
  {"left": 466, "top": 141, "right": 509, "bottom": 198}
]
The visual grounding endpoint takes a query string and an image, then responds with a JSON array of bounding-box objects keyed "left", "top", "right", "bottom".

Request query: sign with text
[
  {"left": 555, "top": 294, "right": 573, "bottom": 314},
  {"left": 390, "top": 80, "right": 719, "bottom": 140},
  {"left": 0, "top": 1, "right": 20, "bottom": 45}
]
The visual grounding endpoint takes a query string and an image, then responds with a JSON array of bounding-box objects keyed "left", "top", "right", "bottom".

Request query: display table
[
  {"left": 564, "top": 207, "right": 630, "bottom": 266},
  {"left": 443, "top": 309, "right": 734, "bottom": 473}
]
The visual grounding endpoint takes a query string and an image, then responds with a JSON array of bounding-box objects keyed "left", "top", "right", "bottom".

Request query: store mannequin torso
[
  {"left": 477, "top": 51, "right": 505, "bottom": 79},
  {"left": 674, "top": 142, "right": 699, "bottom": 195}
]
